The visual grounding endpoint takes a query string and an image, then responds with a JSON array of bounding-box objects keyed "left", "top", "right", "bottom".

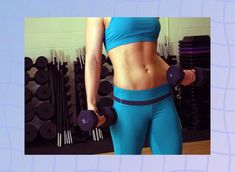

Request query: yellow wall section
[{"left": 25, "top": 17, "right": 210, "bottom": 60}]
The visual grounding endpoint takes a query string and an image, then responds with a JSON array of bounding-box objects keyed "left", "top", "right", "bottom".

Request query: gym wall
[
  {"left": 165, "top": 18, "right": 210, "bottom": 56},
  {"left": 24, "top": 17, "right": 210, "bottom": 59}
]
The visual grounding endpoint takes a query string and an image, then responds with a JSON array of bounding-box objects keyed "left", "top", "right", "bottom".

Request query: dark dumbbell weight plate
[
  {"left": 179, "top": 44, "right": 210, "bottom": 49},
  {"left": 39, "top": 121, "right": 56, "bottom": 140},
  {"left": 36, "top": 85, "right": 52, "bottom": 101},
  {"left": 100, "top": 66, "right": 109, "bottom": 79},
  {"left": 180, "top": 55, "right": 210, "bottom": 61},
  {"left": 25, "top": 72, "right": 30, "bottom": 85},
  {"left": 180, "top": 59, "right": 210, "bottom": 64},
  {"left": 25, "top": 123, "right": 38, "bottom": 143},
  {"left": 77, "top": 110, "right": 98, "bottom": 131},
  {"left": 166, "top": 65, "right": 185, "bottom": 86},
  {"left": 106, "top": 57, "right": 112, "bottom": 66},
  {"left": 25, "top": 57, "right": 33, "bottom": 71},
  {"left": 98, "top": 81, "right": 113, "bottom": 96},
  {"left": 36, "top": 102, "right": 55, "bottom": 120},
  {"left": 25, "top": 87, "right": 32, "bottom": 102},
  {"left": 101, "top": 54, "right": 106, "bottom": 65},
  {"left": 25, "top": 103, "right": 35, "bottom": 122},
  {"left": 179, "top": 53, "right": 210, "bottom": 58},
  {"left": 179, "top": 47, "right": 210, "bottom": 51},
  {"left": 97, "top": 97, "right": 114, "bottom": 110},
  {"left": 180, "top": 63, "right": 210, "bottom": 69},
  {"left": 100, "top": 107, "right": 117, "bottom": 126},
  {"left": 34, "top": 70, "right": 49, "bottom": 85},
  {"left": 35, "top": 56, "right": 48, "bottom": 69},
  {"left": 194, "top": 67, "right": 210, "bottom": 87}
]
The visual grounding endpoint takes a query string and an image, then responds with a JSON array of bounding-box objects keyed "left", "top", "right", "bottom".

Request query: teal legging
[{"left": 110, "top": 83, "right": 183, "bottom": 154}]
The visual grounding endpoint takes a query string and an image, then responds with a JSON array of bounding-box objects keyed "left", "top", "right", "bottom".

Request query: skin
[{"left": 85, "top": 17, "right": 196, "bottom": 127}]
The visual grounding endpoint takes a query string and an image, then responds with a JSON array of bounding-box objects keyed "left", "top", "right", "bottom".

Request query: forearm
[{"left": 85, "top": 54, "right": 102, "bottom": 109}]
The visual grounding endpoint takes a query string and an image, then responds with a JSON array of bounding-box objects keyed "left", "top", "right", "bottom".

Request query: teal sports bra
[{"left": 103, "top": 17, "right": 161, "bottom": 53}]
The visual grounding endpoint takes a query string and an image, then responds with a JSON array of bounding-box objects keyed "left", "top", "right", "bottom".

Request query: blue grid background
[{"left": 0, "top": 0, "right": 234, "bottom": 171}]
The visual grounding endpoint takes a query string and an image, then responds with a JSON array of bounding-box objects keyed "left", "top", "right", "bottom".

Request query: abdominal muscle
[
  {"left": 108, "top": 42, "right": 168, "bottom": 90},
  {"left": 104, "top": 17, "right": 168, "bottom": 90}
]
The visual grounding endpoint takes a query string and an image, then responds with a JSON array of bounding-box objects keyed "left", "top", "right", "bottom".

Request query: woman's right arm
[{"left": 85, "top": 17, "right": 105, "bottom": 126}]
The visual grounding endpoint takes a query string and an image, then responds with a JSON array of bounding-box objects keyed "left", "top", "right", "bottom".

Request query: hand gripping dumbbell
[
  {"left": 166, "top": 65, "right": 209, "bottom": 87},
  {"left": 77, "top": 107, "right": 117, "bottom": 131}
]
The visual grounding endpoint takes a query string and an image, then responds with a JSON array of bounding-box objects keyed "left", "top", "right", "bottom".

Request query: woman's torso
[{"left": 103, "top": 17, "right": 167, "bottom": 90}]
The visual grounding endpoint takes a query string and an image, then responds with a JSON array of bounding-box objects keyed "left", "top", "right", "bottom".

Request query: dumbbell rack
[
  {"left": 178, "top": 35, "right": 210, "bottom": 130},
  {"left": 25, "top": 56, "right": 73, "bottom": 147},
  {"left": 25, "top": 56, "right": 56, "bottom": 143}
]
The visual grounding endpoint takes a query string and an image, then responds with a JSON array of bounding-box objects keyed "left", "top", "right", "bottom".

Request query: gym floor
[
  {"left": 26, "top": 128, "right": 210, "bottom": 154},
  {"left": 102, "top": 140, "right": 210, "bottom": 155}
]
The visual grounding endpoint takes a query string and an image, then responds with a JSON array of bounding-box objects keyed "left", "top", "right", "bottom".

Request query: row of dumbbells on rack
[
  {"left": 178, "top": 36, "right": 210, "bottom": 130},
  {"left": 25, "top": 56, "right": 73, "bottom": 147}
]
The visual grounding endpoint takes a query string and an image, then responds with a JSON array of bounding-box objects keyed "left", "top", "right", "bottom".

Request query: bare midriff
[{"left": 104, "top": 18, "right": 168, "bottom": 90}]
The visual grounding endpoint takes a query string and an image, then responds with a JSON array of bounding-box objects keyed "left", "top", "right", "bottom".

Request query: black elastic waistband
[{"left": 114, "top": 92, "right": 172, "bottom": 106}]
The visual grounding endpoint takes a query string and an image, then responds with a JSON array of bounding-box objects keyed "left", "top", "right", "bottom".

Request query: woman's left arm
[{"left": 155, "top": 53, "right": 196, "bottom": 86}]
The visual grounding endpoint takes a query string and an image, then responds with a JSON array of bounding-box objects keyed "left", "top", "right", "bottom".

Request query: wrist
[{"left": 87, "top": 103, "right": 98, "bottom": 111}]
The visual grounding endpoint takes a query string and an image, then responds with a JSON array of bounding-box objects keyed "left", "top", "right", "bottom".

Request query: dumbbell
[
  {"left": 25, "top": 87, "right": 33, "bottom": 103},
  {"left": 25, "top": 85, "right": 52, "bottom": 102},
  {"left": 101, "top": 54, "right": 113, "bottom": 66},
  {"left": 25, "top": 56, "right": 49, "bottom": 70},
  {"left": 100, "top": 66, "right": 113, "bottom": 79},
  {"left": 25, "top": 103, "right": 35, "bottom": 122},
  {"left": 35, "top": 56, "right": 48, "bottom": 69},
  {"left": 25, "top": 123, "right": 38, "bottom": 143},
  {"left": 26, "top": 70, "right": 49, "bottom": 85},
  {"left": 97, "top": 97, "right": 113, "bottom": 110},
  {"left": 34, "top": 69, "right": 49, "bottom": 85},
  {"left": 36, "top": 102, "right": 55, "bottom": 120},
  {"left": 36, "top": 85, "right": 52, "bottom": 100},
  {"left": 101, "top": 54, "right": 106, "bottom": 65},
  {"left": 98, "top": 81, "right": 113, "bottom": 96},
  {"left": 77, "top": 107, "right": 117, "bottom": 131},
  {"left": 106, "top": 57, "right": 112, "bottom": 66},
  {"left": 25, "top": 57, "right": 33, "bottom": 71},
  {"left": 166, "top": 65, "right": 209, "bottom": 87},
  {"left": 25, "top": 72, "right": 30, "bottom": 85},
  {"left": 39, "top": 121, "right": 56, "bottom": 140}
]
